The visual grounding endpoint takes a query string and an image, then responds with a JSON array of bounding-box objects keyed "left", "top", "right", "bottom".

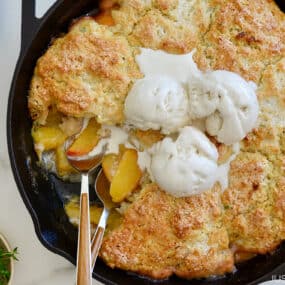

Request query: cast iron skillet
[{"left": 7, "top": 0, "right": 285, "bottom": 284}]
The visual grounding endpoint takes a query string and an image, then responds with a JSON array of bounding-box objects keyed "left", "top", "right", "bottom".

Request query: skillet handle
[{"left": 21, "top": 0, "right": 40, "bottom": 53}]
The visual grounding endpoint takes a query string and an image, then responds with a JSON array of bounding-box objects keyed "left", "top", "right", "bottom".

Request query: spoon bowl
[
  {"left": 91, "top": 169, "right": 117, "bottom": 269},
  {"left": 95, "top": 169, "right": 116, "bottom": 210},
  {"left": 65, "top": 137, "right": 106, "bottom": 285}
]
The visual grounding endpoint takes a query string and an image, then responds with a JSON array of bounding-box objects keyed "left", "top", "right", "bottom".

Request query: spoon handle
[
  {"left": 91, "top": 207, "right": 110, "bottom": 269},
  {"left": 76, "top": 174, "right": 92, "bottom": 285}
]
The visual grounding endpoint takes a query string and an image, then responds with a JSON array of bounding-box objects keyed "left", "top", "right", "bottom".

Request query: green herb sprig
[{"left": 0, "top": 247, "right": 18, "bottom": 285}]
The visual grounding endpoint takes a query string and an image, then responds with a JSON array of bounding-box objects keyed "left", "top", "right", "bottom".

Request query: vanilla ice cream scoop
[
  {"left": 150, "top": 126, "right": 218, "bottom": 197},
  {"left": 188, "top": 70, "right": 259, "bottom": 145},
  {"left": 124, "top": 76, "right": 189, "bottom": 134},
  {"left": 136, "top": 48, "right": 200, "bottom": 83}
]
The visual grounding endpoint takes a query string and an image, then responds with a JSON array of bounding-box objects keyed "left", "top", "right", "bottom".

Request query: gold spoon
[
  {"left": 91, "top": 168, "right": 117, "bottom": 269},
  {"left": 65, "top": 140, "right": 106, "bottom": 285}
]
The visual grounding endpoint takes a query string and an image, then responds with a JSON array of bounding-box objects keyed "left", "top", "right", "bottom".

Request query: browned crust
[
  {"left": 28, "top": 18, "right": 141, "bottom": 124},
  {"left": 101, "top": 184, "right": 234, "bottom": 279},
  {"left": 28, "top": 0, "right": 285, "bottom": 280},
  {"left": 100, "top": 0, "right": 285, "bottom": 279}
]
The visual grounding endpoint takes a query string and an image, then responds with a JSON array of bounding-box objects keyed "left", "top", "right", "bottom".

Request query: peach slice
[
  {"left": 110, "top": 149, "right": 142, "bottom": 203},
  {"left": 65, "top": 200, "right": 103, "bottom": 225},
  {"left": 102, "top": 145, "right": 127, "bottom": 182},
  {"left": 106, "top": 210, "right": 123, "bottom": 231},
  {"left": 64, "top": 200, "right": 122, "bottom": 229},
  {"left": 67, "top": 118, "right": 100, "bottom": 156},
  {"left": 55, "top": 145, "right": 77, "bottom": 177},
  {"left": 133, "top": 129, "right": 164, "bottom": 148},
  {"left": 94, "top": 0, "right": 116, "bottom": 26},
  {"left": 32, "top": 109, "right": 67, "bottom": 158},
  {"left": 32, "top": 126, "right": 67, "bottom": 153},
  {"left": 102, "top": 154, "right": 120, "bottom": 182},
  {"left": 94, "top": 11, "right": 115, "bottom": 26}
]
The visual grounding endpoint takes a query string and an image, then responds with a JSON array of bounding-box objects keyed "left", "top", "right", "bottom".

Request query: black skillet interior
[{"left": 7, "top": 0, "right": 285, "bottom": 284}]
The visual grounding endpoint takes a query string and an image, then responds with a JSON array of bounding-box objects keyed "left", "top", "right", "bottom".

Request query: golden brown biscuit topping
[
  {"left": 28, "top": 0, "right": 285, "bottom": 281},
  {"left": 29, "top": 18, "right": 141, "bottom": 125}
]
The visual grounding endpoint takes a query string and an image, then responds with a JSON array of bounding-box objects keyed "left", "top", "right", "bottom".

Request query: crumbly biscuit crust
[
  {"left": 28, "top": 0, "right": 285, "bottom": 280},
  {"left": 28, "top": 18, "right": 141, "bottom": 124}
]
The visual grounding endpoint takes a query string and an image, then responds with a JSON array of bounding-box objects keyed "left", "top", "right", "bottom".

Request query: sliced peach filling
[
  {"left": 65, "top": 199, "right": 122, "bottom": 231},
  {"left": 66, "top": 118, "right": 101, "bottom": 157},
  {"left": 94, "top": 0, "right": 117, "bottom": 26},
  {"left": 102, "top": 147, "right": 142, "bottom": 203},
  {"left": 33, "top": 109, "right": 142, "bottom": 203}
]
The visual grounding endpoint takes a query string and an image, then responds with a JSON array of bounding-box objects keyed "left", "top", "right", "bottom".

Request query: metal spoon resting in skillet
[
  {"left": 91, "top": 168, "right": 117, "bottom": 269},
  {"left": 65, "top": 138, "right": 106, "bottom": 285}
]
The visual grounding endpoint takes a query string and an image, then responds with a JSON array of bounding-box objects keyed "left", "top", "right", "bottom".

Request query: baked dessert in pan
[{"left": 28, "top": 0, "right": 285, "bottom": 280}]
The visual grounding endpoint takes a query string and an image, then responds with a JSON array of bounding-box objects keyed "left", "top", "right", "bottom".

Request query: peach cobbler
[{"left": 28, "top": 0, "right": 285, "bottom": 280}]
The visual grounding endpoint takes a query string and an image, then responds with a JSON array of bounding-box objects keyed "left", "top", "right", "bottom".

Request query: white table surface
[{"left": 0, "top": 1, "right": 101, "bottom": 284}]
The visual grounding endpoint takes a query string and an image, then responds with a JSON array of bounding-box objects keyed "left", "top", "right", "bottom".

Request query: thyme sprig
[{"left": 0, "top": 247, "right": 18, "bottom": 285}]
